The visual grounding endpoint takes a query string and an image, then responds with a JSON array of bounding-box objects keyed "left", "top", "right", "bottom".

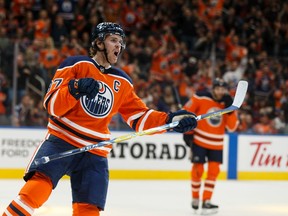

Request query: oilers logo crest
[
  {"left": 80, "top": 82, "right": 113, "bottom": 118},
  {"left": 207, "top": 107, "right": 222, "bottom": 127}
]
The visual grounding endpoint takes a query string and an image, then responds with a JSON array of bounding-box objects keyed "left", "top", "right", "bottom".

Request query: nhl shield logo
[{"left": 80, "top": 82, "right": 113, "bottom": 118}]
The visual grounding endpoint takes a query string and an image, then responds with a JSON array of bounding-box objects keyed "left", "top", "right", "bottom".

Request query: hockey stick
[
  {"left": 196, "top": 80, "right": 248, "bottom": 120},
  {"left": 34, "top": 80, "right": 248, "bottom": 166}
]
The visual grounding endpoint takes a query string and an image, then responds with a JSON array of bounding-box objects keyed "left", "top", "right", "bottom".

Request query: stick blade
[{"left": 232, "top": 80, "right": 248, "bottom": 108}]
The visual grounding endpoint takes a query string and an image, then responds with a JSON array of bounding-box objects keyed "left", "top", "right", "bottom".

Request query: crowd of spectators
[{"left": 0, "top": 0, "right": 288, "bottom": 134}]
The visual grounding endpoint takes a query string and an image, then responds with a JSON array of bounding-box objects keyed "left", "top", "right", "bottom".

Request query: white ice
[{"left": 1, "top": 179, "right": 288, "bottom": 216}]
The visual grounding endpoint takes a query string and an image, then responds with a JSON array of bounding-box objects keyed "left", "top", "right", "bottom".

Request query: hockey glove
[
  {"left": 218, "top": 94, "right": 234, "bottom": 115},
  {"left": 68, "top": 78, "right": 99, "bottom": 100},
  {"left": 221, "top": 94, "right": 233, "bottom": 108},
  {"left": 167, "top": 110, "right": 198, "bottom": 133}
]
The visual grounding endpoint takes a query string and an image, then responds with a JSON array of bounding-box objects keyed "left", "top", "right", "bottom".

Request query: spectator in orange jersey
[
  {"left": 39, "top": 37, "right": 61, "bottom": 82},
  {"left": 183, "top": 78, "right": 239, "bottom": 214},
  {"left": 103, "top": 0, "right": 123, "bottom": 22},
  {"left": 0, "top": 90, "right": 6, "bottom": 115},
  {"left": 198, "top": 0, "right": 224, "bottom": 30},
  {"left": 11, "top": 0, "right": 33, "bottom": 16},
  {"left": 162, "top": 25, "right": 180, "bottom": 51},
  {"left": 149, "top": 39, "right": 179, "bottom": 83},
  {"left": 178, "top": 75, "right": 195, "bottom": 104},
  {"left": 60, "top": 37, "right": 87, "bottom": 60},
  {"left": 225, "top": 29, "right": 248, "bottom": 63},
  {"left": 34, "top": 9, "right": 50, "bottom": 42},
  {"left": 237, "top": 110, "right": 253, "bottom": 133},
  {"left": 120, "top": 0, "right": 143, "bottom": 31},
  {"left": 253, "top": 113, "right": 276, "bottom": 134},
  {"left": 0, "top": 68, "right": 9, "bottom": 125},
  {"left": 169, "top": 58, "right": 183, "bottom": 86},
  {"left": 273, "top": 89, "right": 283, "bottom": 110}
]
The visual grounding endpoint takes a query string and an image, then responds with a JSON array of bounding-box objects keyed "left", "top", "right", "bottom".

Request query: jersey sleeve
[
  {"left": 118, "top": 87, "right": 168, "bottom": 132},
  {"left": 224, "top": 111, "right": 239, "bottom": 132},
  {"left": 43, "top": 58, "right": 85, "bottom": 117},
  {"left": 183, "top": 95, "right": 200, "bottom": 113}
]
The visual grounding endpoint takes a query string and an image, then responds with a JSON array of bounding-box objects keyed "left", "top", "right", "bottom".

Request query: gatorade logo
[{"left": 81, "top": 82, "right": 113, "bottom": 118}]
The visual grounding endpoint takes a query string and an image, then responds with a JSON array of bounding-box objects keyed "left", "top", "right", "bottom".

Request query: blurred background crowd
[{"left": 0, "top": 0, "right": 287, "bottom": 134}]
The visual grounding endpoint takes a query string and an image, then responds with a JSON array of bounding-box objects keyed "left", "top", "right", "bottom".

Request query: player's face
[
  {"left": 104, "top": 34, "right": 124, "bottom": 64},
  {"left": 213, "top": 86, "right": 227, "bottom": 100}
]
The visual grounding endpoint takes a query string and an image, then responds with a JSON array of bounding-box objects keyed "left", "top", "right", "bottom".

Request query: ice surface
[{"left": 1, "top": 179, "right": 287, "bottom": 216}]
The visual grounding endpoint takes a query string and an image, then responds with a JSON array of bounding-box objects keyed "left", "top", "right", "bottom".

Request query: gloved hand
[
  {"left": 68, "top": 78, "right": 99, "bottom": 100},
  {"left": 220, "top": 94, "right": 233, "bottom": 108},
  {"left": 167, "top": 110, "right": 198, "bottom": 133},
  {"left": 219, "top": 94, "right": 234, "bottom": 115}
]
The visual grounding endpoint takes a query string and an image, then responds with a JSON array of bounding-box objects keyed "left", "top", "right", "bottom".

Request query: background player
[
  {"left": 2, "top": 22, "right": 198, "bottom": 216},
  {"left": 183, "top": 78, "right": 239, "bottom": 215}
]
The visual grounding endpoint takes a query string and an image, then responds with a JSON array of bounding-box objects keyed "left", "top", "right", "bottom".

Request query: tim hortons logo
[{"left": 250, "top": 141, "right": 284, "bottom": 167}]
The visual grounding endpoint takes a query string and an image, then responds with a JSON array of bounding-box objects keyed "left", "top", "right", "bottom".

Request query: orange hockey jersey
[
  {"left": 43, "top": 56, "right": 168, "bottom": 157},
  {"left": 183, "top": 92, "right": 239, "bottom": 150}
]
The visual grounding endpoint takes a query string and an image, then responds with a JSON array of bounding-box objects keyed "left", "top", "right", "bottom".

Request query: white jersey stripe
[
  {"left": 15, "top": 196, "right": 34, "bottom": 215},
  {"left": 4, "top": 209, "right": 12, "bottom": 216},
  {"left": 194, "top": 135, "right": 223, "bottom": 146},
  {"left": 191, "top": 181, "right": 201, "bottom": 186},
  {"left": 205, "top": 180, "right": 216, "bottom": 185},
  {"left": 49, "top": 89, "right": 60, "bottom": 117},
  {"left": 127, "top": 111, "right": 146, "bottom": 126},
  {"left": 204, "top": 187, "right": 214, "bottom": 192},
  {"left": 194, "top": 128, "right": 224, "bottom": 139},
  {"left": 48, "top": 123, "right": 111, "bottom": 152},
  {"left": 138, "top": 110, "right": 154, "bottom": 132},
  {"left": 61, "top": 117, "right": 111, "bottom": 139},
  {"left": 226, "top": 120, "right": 240, "bottom": 132}
]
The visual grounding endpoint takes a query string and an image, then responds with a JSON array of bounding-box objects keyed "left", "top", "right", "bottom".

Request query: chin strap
[{"left": 95, "top": 41, "right": 111, "bottom": 65}]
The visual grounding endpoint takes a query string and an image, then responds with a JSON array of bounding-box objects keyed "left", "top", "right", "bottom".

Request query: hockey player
[
  {"left": 183, "top": 78, "right": 239, "bottom": 215},
  {"left": 2, "top": 22, "right": 198, "bottom": 216}
]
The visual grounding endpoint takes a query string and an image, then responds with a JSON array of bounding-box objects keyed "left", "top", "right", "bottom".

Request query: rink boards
[{"left": 0, "top": 127, "right": 287, "bottom": 180}]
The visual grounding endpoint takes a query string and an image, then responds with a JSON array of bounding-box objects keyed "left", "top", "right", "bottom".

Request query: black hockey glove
[
  {"left": 218, "top": 94, "right": 234, "bottom": 115},
  {"left": 167, "top": 110, "right": 198, "bottom": 133},
  {"left": 221, "top": 94, "right": 233, "bottom": 108},
  {"left": 68, "top": 78, "right": 99, "bottom": 100}
]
